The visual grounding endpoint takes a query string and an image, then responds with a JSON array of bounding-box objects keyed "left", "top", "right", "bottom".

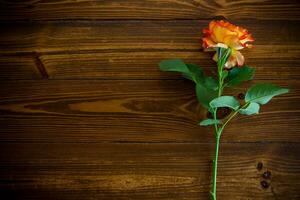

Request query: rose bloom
[{"left": 202, "top": 20, "right": 254, "bottom": 69}]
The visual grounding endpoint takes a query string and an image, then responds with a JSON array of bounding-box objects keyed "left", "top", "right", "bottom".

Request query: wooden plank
[
  {"left": 0, "top": 0, "right": 299, "bottom": 20},
  {"left": 1, "top": 20, "right": 300, "bottom": 54},
  {"left": 1, "top": 52, "right": 298, "bottom": 80},
  {"left": 0, "top": 80, "right": 297, "bottom": 143},
  {"left": 40, "top": 52, "right": 300, "bottom": 80},
  {"left": 0, "top": 56, "right": 41, "bottom": 80},
  {"left": 0, "top": 142, "right": 299, "bottom": 199},
  {"left": 0, "top": 20, "right": 299, "bottom": 80}
]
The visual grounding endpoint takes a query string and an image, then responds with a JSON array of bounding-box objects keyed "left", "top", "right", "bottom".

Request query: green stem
[
  {"left": 210, "top": 103, "right": 250, "bottom": 199},
  {"left": 210, "top": 47, "right": 231, "bottom": 200},
  {"left": 211, "top": 90, "right": 222, "bottom": 199},
  {"left": 211, "top": 130, "right": 221, "bottom": 200},
  {"left": 218, "top": 75, "right": 223, "bottom": 97},
  {"left": 217, "top": 60, "right": 223, "bottom": 97},
  {"left": 221, "top": 102, "right": 249, "bottom": 131},
  {"left": 213, "top": 109, "right": 218, "bottom": 137}
]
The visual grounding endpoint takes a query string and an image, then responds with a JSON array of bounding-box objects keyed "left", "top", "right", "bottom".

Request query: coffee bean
[
  {"left": 260, "top": 180, "right": 269, "bottom": 189},
  {"left": 257, "top": 162, "right": 263, "bottom": 171},
  {"left": 238, "top": 93, "right": 245, "bottom": 100},
  {"left": 217, "top": 107, "right": 231, "bottom": 119},
  {"left": 262, "top": 171, "right": 271, "bottom": 179}
]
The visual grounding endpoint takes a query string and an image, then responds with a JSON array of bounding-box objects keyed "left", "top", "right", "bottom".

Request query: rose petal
[{"left": 235, "top": 51, "right": 245, "bottom": 66}]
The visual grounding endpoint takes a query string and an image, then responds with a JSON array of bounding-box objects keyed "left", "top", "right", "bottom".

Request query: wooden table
[{"left": 0, "top": 1, "right": 299, "bottom": 199}]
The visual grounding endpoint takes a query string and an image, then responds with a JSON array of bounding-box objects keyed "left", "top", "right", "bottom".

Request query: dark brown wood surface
[
  {"left": 0, "top": 1, "right": 299, "bottom": 199},
  {"left": 0, "top": 0, "right": 300, "bottom": 20}
]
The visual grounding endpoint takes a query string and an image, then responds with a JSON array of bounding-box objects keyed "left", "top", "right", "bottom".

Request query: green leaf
[
  {"left": 204, "top": 76, "right": 218, "bottom": 90},
  {"left": 239, "top": 102, "right": 260, "bottom": 115},
  {"left": 225, "top": 66, "right": 255, "bottom": 86},
  {"left": 196, "top": 84, "right": 218, "bottom": 110},
  {"left": 210, "top": 96, "right": 240, "bottom": 110},
  {"left": 159, "top": 59, "right": 206, "bottom": 84},
  {"left": 182, "top": 72, "right": 193, "bottom": 81},
  {"left": 199, "top": 119, "right": 221, "bottom": 126},
  {"left": 245, "top": 83, "right": 289, "bottom": 105},
  {"left": 186, "top": 63, "right": 204, "bottom": 84},
  {"left": 222, "top": 70, "right": 228, "bottom": 80},
  {"left": 159, "top": 59, "right": 189, "bottom": 74}
]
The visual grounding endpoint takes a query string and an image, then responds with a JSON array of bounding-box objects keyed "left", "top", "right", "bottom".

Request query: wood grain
[
  {"left": 0, "top": 1, "right": 300, "bottom": 199},
  {"left": 0, "top": 20, "right": 299, "bottom": 80},
  {"left": 1, "top": 20, "right": 300, "bottom": 54},
  {"left": 0, "top": 143, "right": 299, "bottom": 199},
  {"left": 40, "top": 52, "right": 300, "bottom": 80},
  {"left": 1, "top": 52, "right": 299, "bottom": 80},
  {"left": 0, "top": 80, "right": 297, "bottom": 143},
  {"left": 0, "top": 56, "right": 41, "bottom": 79},
  {"left": 0, "top": 0, "right": 299, "bottom": 20}
]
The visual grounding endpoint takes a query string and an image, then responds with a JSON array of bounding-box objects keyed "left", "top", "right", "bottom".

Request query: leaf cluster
[{"left": 159, "top": 57, "right": 289, "bottom": 127}]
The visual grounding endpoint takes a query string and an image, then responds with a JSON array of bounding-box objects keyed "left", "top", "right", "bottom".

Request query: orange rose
[{"left": 202, "top": 20, "right": 254, "bottom": 69}]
